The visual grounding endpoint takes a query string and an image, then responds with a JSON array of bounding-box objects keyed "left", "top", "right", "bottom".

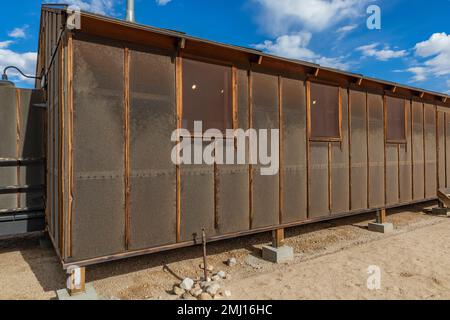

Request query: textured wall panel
[
  {"left": 367, "top": 93, "right": 385, "bottom": 208},
  {"left": 331, "top": 88, "right": 349, "bottom": 214},
  {"left": 0, "top": 87, "right": 17, "bottom": 210},
  {"left": 309, "top": 142, "right": 329, "bottom": 218},
  {"left": 424, "top": 103, "right": 437, "bottom": 198},
  {"left": 237, "top": 69, "right": 248, "bottom": 129},
  {"left": 385, "top": 145, "right": 399, "bottom": 205},
  {"left": 71, "top": 36, "right": 125, "bottom": 260},
  {"left": 282, "top": 77, "right": 307, "bottom": 222},
  {"left": 437, "top": 111, "right": 446, "bottom": 189},
  {"left": 251, "top": 72, "right": 279, "bottom": 228},
  {"left": 350, "top": 90, "right": 368, "bottom": 210},
  {"left": 399, "top": 101, "right": 412, "bottom": 202},
  {"left": 412, "top": 101, "right": 425, "bottom": 200},
  {"left": 128, "top": 48, "right": 177, "bottom": 250}
]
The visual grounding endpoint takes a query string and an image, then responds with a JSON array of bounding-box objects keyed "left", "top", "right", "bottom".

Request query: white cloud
[
  {"left": 356, "top": 43, "right": 408, "bottom": 61},
  {"left": 336, "top": 24, "right": 357, "bottom": 34},
  {"left": 55, "top": 0, "right": 115, "bottom": 15},
  {"left": 253, "top": 32, "right": 350, "bottom": 70},
  {"left": 253, "top": 0, "right": 371, "bottom": 35},
  {"left": 402, "top": 33, "right": 450, "bottom": 84},
  {"left": 156, "top": 0, "right": 172, "bottom": 5},
  {"left": 8, "top": 25, "right": 28, "bottom": 39},
  {"left": 0, "top": 40, "right": 37, "bottom": 84}
]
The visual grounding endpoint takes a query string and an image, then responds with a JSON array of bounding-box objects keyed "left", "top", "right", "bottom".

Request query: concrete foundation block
[
  {"left": 262, "top": 245, "right": 294, "bottom": 263},
  {"left": 56, "top": 283, "right": 99, "bottom": 300},
  {"left": 368, "top": 222, "right": 394, "bottom": 234},
  {"left": 432, "top": 207, "right": 448, "bottom": 216}
]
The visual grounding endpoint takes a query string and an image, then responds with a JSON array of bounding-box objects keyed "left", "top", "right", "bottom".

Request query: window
[
  {"left": 386, "top": 96, "right": 406, "bottom": 143},
  {"left": 182, "top": 58, "right": 232, "bottom": 133},
  {"left": 309, "top": 82, "right": 341, "bottom": 140}
]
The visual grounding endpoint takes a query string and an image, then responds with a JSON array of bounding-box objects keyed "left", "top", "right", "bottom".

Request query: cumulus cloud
[
  {"left": 402, "top": 33, "right": 450, "bottom": 83},
  {"left": 156, "top": 0, "right": 172, "bottom": 5},
  {"left": 0, "top": 40, "right": 37, "bottom": 84},
  {"left": 253, "top": 0, "right": 371, "bottom": 35},
  {"left": 8, "top": 25, "right": 28, "bottom": 39},
  {"left": 356, "top": 43, "right": 408, "bottom": 61},
  {"left": 55, "top": 0, "right": 115, "bottom": 16},
  {"left": 253, "top": 32, "right": 350, "bottom": 70}
]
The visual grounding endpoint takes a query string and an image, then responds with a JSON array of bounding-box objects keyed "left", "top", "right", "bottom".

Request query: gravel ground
[{"left": 0, "top": 202, "right": 448, "bottom": 300}]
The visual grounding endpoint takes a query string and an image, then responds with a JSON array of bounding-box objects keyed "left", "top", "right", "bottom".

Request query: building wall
[{"left": 50, "top": 31, "right": 450, "bottom": 264}]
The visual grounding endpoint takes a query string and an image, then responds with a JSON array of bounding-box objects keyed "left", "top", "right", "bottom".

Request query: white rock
[
  {"left": 224, "top": 290, "right": 232, "bottom": 297},
  {"left": 180, "top": 278, "right": 194, "bottom": 291},
  {"left": 217, "top": 271, "right": 226, "bottom": 279},
  {"left": 212, "top": 275, "right": 221, "bottom": 282},
  {"left": 226, "top": 258, "right": 237, "bottom": 267},
  {"left": 205, "top": 282, "right": 221, "bottom": 296}
]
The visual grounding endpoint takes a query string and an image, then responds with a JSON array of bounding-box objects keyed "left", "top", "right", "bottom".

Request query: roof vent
[{"left": 126, "top": 0, "right": 135, "bottom": 22}]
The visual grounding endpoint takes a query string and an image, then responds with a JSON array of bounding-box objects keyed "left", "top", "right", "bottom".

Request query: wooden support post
[
  {"left": 376, "top": 209, "right": 387, "bottom": 224},
  {"left": 272, "top": 229, "right": 285, "bottom": 248},
  {"left": 67, "top": 266, "right": 86, "bottom": 296}
]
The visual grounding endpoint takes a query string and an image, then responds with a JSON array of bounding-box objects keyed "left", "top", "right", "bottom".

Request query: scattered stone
[
  {"left": 226, "top": 258, "right": 237, "bottom": 267},
  {"left": 190, "top": 288, "right": 203, "bottom": 298},
  {"left": 217, "top": 271, "right": 226, "bottom": 279},
  {"left": 200, "top": 277, "right": 212, "bottom": 285},
  {"left": 173, "top": 285, "right": 185, "bottom": 296},
  {"left": 180, "top": 278, "right": 194, "bottom": 291},
  {"left": 224, "top": 290, "right": 232, "bottom": 297},
  {"left": 205, "top": 282, "right": 221, "bottom": 296},
  {"left": 181, "top": 292, "right": 196, "bottom": 300},
  {"left": 198, "top": 292, "right": 213, "bottom": 300},
  {"left": 211, "top": 275, "right": 221, "bottom": 282},
  {"left": 200, "top": 263, "right": 214, "bottom": 272}
]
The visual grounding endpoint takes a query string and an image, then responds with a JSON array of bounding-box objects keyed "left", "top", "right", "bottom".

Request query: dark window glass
[
  {"left": 310, "top": 82, "right": 340, "bottom": 139},
  {"left": 386, "top": 96, "right": 406, "bottom": 142},
  {"left": 182, "top": 59, "right": 232, "bottom": 133}
]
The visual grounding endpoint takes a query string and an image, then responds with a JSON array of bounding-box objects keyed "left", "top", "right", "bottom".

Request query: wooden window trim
[
  {"left": 307, "top": 80, "right": 343, "bottom": 142},
  {"left": 385, "top": 95, "right": 408, "bottom": 144}
]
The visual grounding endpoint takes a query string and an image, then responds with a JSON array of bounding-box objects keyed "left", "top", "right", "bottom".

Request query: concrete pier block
[
  {"left": 262, "top": 245, "right": 294, "bottom": 263},
  {"left": 432, "top": 207, "right": 448, "bottom": 216},
  {"left": 56, "top": 283, "right": 99, "bottom": 300},
  {"left": 368, "top": 222, "right": 394, "bottom": 234}
]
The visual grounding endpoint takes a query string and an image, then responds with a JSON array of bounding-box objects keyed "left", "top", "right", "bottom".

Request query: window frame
[
  {"left": 179, "top": 55, "right": 237, "bottom": 139},
  {"left": 384, "top": 94, "right": 407, "bottom": 145},
  {"left": 307, "top": 80, "right": 343, "bottom": 142}
]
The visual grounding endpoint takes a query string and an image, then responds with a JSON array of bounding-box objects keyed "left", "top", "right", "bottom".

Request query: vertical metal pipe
[{"left": 126, "top": 0, "right": 135, "bottom": 22}]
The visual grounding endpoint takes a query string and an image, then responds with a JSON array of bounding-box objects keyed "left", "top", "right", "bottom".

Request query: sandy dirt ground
[{"left": 1, "top": 202, "right": 449, "bottom": 300}]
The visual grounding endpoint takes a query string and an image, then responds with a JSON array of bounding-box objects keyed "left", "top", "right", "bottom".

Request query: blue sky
[{"left": 0, "top": 0, "right": 449, "bottom": 93}]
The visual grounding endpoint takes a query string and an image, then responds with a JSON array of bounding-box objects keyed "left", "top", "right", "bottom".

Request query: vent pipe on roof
[{"left": 126, "top": 0, "right": 135, "bottom": 22}]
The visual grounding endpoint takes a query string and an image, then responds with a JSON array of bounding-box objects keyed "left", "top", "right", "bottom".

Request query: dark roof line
[{"left": 42, "top": 4, "right": 449, "bottom": 100}]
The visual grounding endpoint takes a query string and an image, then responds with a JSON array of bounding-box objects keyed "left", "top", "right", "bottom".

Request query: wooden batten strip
[
  {"left": 124, "top": 47, "right": 131, "bottom": 250},
  {"left": 278, "top": 75, "right": 284, "bottom": 224},
  {"left": 422, "top": 103, "right": 426, "bottom": 198},
  {"left": 366, "top": 92, "right": 370, "bottom": 208},
  {"left": 232, "top": 66, "right": 238, "bottom": 130},
  {"left": 305, "top": 81, "right": 311, "bottom": 217},
  {"left": 67, "top": 33, "right": 74, "bottom": 258},
  {"left": 328, "top": 142, "right": 332, "bottom": 213},
  {"left": 410, "top": 100, "right": 414, "bottom": 198},
  {"left": 175, "top": 55, "right": 183, "bottom": 242},
  {"left": 248, "top": 70, "right": 253, "bottom": 229},
  {"left": 445, "top": 113, "right": 448, "bottom": 188},
  {"left": 348, "top": 89, "right": 352, "bottom": 210},
  {"left": 59, "top": 43, "right": 65, "bottom": 257},
  {"left": 383, "top": 95, "right": 387, "bottom": 205}
]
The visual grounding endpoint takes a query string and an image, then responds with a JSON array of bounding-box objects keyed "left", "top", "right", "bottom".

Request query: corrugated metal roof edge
[{"left": 42, "top": 4, "right": 449, "bottom": 100}]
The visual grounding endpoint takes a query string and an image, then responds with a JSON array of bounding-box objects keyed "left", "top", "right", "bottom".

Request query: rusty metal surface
[
  {"left": 331, "top": 88, "right": 350, "bottom": 214},
  {"left": 251, "top": 72, "right": 279, "bottom": 228},
  {"left": 424, "top": 103, "right": 437, "bottom": 198},
  {"left": 128, "top": 47, "right": 177, "bottom": 250},
  {"left": 70, "top": 35, "right": 126, "bottom": 260},
  {"left": 386, "top": 96, "right": 406, "bottom": 142},
  {"left": 310, "top": 82, "right": 340, "bottom": 139},
  {"left": 385, "top": 145, "right": 399, "bottom": 205},
  {"left": 350, "top": 89, "right": 368, "bottom": 210},
  {"left": 367, "top": 93, "right": 385, "bottom": 207},
  {"left": 399, "top": 102, "right": 412, "bottom": 202},
  {"left": 309, "top": 142, "right": 329, "bottom": 218},
  {"left": 412, "top": 101, "right": 425, "bottom": 200},
  {"left": 282, "top": 77, "right": 307, "bottom": 222}
]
